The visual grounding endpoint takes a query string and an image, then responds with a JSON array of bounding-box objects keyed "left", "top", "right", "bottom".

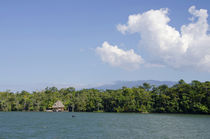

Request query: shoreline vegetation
[{"left": 0, "top": 80, "right": 210, "bottom": 114}]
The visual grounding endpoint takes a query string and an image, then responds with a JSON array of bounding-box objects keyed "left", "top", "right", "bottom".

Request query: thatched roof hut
[{"left": 52, "top": 100, "right": 64, "bottom": 112}]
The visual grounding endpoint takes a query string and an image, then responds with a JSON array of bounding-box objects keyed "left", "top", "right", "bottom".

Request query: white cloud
[
  {"left": 96, "top": 41, "right": 144, "bottom": 70},
  {"left": 117, "top": 6, "right": 210, "bottom": 72}
]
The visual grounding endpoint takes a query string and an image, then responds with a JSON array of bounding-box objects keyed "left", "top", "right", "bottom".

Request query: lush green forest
[{"left": 0, "top": 80, "right": 210, "bottom": 114}]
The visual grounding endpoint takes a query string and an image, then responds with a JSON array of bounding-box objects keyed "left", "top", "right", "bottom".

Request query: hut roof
[{"left": 52, "top": 100, "right": 64, "bottom": 108}]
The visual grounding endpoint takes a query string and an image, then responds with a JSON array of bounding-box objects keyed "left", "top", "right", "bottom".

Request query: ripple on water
[{"left": 0, "top": 112, "right": 210, "bottom": 139}]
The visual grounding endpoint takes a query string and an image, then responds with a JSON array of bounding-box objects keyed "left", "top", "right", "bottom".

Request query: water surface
[{"left": 0, "top": 112, "right": 210, "bottom": 139}]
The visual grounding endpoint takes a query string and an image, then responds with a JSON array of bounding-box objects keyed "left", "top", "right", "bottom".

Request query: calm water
[{"left": 0, "top": 112, "right": 210, "bottom": 139}]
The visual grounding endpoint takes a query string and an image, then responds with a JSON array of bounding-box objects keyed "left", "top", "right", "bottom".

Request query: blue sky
[{"left": 1, "top": 0, "right": 210, "bottom": 91}]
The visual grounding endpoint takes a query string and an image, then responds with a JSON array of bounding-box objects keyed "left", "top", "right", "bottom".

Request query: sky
[{"left": 1, "top": 0, "right": 210, "bottom": 91}]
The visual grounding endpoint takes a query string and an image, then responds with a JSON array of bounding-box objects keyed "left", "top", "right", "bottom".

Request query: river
[{"left": 0, "top": 112, "right": 210, "bottom": 139}]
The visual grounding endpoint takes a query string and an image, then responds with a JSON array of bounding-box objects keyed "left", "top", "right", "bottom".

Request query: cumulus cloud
[
  {"left": 117, "top": 6, "right": 210, "bottom": 72},
  {"left": 96, "top": 41, "right": 144, "bottom": 70}
]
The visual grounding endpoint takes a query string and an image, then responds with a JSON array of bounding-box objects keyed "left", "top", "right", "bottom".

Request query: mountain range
[{"left": 94, "top": 80, "right": 177, "bottom": 90}]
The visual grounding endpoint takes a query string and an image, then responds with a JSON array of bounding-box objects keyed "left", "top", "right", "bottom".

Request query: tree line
[{"left": 0, "top": 80, "right": 210, "bottom": 114}]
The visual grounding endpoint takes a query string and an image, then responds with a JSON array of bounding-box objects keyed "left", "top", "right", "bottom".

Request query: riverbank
[{"left": 1, "top": 80, "right": 210, "bottom": 114}]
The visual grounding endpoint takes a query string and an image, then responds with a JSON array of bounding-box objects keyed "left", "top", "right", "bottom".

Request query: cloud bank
[
  {"left": 97, "top": 6, "right": 210, "bottom": 71},
  {"left": 96, "top": 42, "right": 144, "bottom": 70}
]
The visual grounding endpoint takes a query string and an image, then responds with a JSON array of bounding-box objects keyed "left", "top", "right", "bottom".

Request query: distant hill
[{"left": 95, "top": 80, "right": 177, "bottom": 90}]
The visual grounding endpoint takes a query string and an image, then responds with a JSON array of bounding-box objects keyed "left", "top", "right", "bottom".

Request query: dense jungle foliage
[{"left": 0, "top": 80, "right": 210, "bottom": 114}]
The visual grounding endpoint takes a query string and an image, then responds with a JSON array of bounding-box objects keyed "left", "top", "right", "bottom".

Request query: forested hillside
[{"left": 0, "top": 80, "right": 210, "bottom": 114}]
